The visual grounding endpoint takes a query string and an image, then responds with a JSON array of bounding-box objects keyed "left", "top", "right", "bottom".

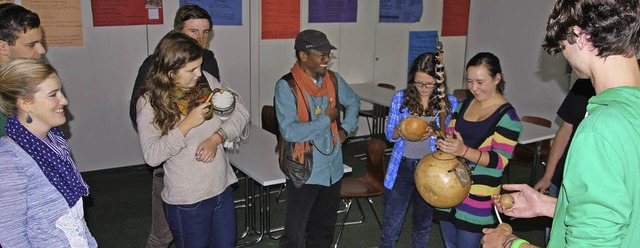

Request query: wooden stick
[{"left": 205, "top": 92, "right": 214, "bottom": 103}]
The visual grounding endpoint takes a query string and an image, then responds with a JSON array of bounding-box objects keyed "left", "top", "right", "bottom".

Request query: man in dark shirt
[
  {"left": 534, "top": 79, "right": 596, "bottom": 196},
  {"left": 533, "top": 78, "right": 595, "bottom": 244},
  {"left": 128, "top": 4, "right": 220, "bottom": 248},
  {"left": 129, "top": 5, "right": 220, "bottom": 127}
]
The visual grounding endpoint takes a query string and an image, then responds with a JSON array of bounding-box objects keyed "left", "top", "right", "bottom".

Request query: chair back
[
  {"left": 521, "top": 116, "right": 552, "bottom": 128},
  {"left": 512, "top": 116, "right": 552, "bottom": 165},
  {"left": 261, "top": 105, "right": 282, "bottom": 151},
  {"left": 453, "top": 89, "right": 473, "bottom": 102},
  {"left": 364, "top": 138, "right": 387, "bottom": 192},
  {"left": 261, "top": 105, "right": 279, "bottom": 135},
  {"left": 377, "top": 83, "right": 396, "bottom": 91}
]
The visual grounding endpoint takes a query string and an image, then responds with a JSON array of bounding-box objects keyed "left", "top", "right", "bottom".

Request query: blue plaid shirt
[{"left": 383, "top": 90, "right": 458, "bottom": 189}]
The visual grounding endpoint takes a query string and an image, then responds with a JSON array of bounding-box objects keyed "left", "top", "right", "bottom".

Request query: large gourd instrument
[{"left": 414, "top": 41, "right": 472, "bottom": 208}]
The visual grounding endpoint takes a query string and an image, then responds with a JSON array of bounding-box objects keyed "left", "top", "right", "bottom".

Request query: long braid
[{"left": 434, "top": 41, "right": 452, "bottom": 135}]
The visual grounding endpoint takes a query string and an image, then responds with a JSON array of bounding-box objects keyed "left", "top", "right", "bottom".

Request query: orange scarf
[{"left": 290, "top": 62, "right": 339, "bottom": 163}]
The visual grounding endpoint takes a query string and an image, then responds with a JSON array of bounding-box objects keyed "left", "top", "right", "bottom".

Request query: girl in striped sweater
[{"left": 435, "top": 52, "right": 522, "bottom": 247}]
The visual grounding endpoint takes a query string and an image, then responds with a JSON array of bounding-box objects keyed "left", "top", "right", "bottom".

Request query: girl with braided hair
[{"left": 379, "top": 52, "right": 458, "bottom": 247}]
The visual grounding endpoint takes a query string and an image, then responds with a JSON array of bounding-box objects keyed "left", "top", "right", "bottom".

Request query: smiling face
[
  {"left": 21, "top": 73, "right": 68, "bottom": 137},
  {"left": 179, "top": 18, "right": 211, "bottom": 48},
  {"left": 466, "top": 64, "right": 501, "bottom": 102},
  {"left": 170, "top": 58, "right": 203, "bottom": 90},
  {"left": 299, "top": 49, "right": 332, "bottom": 79}
]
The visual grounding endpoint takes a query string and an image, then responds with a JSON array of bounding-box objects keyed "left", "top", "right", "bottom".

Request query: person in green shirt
[
  {"left": 0, "top": 3, "right": 46, "bottom": 136},
  {"left": 482, "top": 0, "right": 640, "bottom": 247}
]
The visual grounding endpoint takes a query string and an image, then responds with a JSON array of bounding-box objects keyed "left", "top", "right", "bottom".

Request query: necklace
[{"left": 310, "top": 95, "right": 325, "bottom": 115}]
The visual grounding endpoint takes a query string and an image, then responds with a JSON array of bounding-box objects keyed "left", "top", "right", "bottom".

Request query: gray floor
[{"left": 82, "top": 139, "right": 546, "bottom": 247}]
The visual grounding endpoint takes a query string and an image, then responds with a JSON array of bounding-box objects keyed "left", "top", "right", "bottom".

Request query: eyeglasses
[
  {"left": 308, "top": 51, "right": 333, "bottom": 60},
  {"left": 413, "top": 81, "right": 437, "bottom": 88}
]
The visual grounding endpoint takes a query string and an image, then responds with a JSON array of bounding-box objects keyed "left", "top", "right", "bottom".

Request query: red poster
[
  {"left": 442, "top": 0, "right": 470, "bottom": 36},
  {"left": 262, "top": 0, "right": 300, "bottom": 39},
  {"left": 91, "top": 0, "right": 163, "bottom": 27}
]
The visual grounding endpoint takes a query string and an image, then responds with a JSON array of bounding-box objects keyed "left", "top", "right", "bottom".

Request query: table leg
[
  {"left": 236, "top": 178, "right": 264, "bottom": 247},
  {"left": 529, "top": 142, "right": 542, "bottom": 186},
  {"left": 236, "top": 176, "right": 250, "bottom": 239},
  {"left": 373, "top": 104, "right": 385, "bottom": 135},
  {"left": 265, "top": 185, "right": 284, "bottom": 239}
]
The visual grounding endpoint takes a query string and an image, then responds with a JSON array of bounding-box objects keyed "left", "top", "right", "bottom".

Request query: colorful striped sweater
[{"left": 435, "top": 99, "right": 522, "bottom": 232}]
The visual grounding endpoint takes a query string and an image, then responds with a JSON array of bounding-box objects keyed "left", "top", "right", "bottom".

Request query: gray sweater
[
  {"left": 0, "top": 138, "right": 97, "bottom": 247},
  {"left": 136, "top": 72, "right": 249, "bottom": 204}
]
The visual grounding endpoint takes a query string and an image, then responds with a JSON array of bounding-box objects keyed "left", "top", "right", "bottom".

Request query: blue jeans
[
  {"left": 439, "top": 220, "right": 483, "bottom": 248},
  {"left": 163, "top": 186, "right": 236, "bottom": 248},
  {"left": 379, "top": 157, "right": 433, "bottom": 248}
]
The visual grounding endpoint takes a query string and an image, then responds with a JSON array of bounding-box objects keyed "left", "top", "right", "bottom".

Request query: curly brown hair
[
  {"left": 401, "top": 52, "right": 452, "bottom": 116},
  {"left": 543, "top": 0, "right": 640, "bottom": 57},
  {"left": 137, "top": 31, "right": 203, "bottom": 135}
]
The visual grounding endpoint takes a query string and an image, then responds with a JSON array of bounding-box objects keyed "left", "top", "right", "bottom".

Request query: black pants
[{"left": 279, "top": 179, "right": 342, "bottom": 248}]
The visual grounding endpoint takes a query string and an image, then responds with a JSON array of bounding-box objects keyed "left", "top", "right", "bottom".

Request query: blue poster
[
  {"left": 408, "top": 31, "right": 438, "bottom": 72},
  {"left": 180, "top": 0, "right": 242, "bottom": 26},
  {"left": 309, "top": 0, "right": 357, "bottom": 23},
  {"left": 379, "top": 0, "right": 423, "bottom": 23}
]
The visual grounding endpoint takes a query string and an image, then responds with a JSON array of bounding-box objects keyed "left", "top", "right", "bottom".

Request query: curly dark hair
[
  {"left": 401, "top": 52, "right": 452, "bottom": 116},
  {"left": 137, "top": 31, "right": 203, "bottom": 135},
  {"left": 543, "top": 0, "right": 640, "bottom": 57},
  {"left": 0, "top": 3, "right": 40, "bottom": 46}
]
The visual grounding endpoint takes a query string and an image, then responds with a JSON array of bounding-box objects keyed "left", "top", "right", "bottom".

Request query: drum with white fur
[{"left": 211, "top": 88, "right": 236, "bottom": 120}]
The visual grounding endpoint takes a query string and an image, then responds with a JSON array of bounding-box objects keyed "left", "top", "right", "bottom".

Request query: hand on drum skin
[
  {"left": 493, "top": 184, "right": 555, "bottom": 218},
  {"left": 436, "top": 130, "right": 465, "bottom": 156},
  {"left": 481, "top": 227, "right": 513, "bottom": 248},
  {"left": 420, "top": 126, "right": 436, "bottom": 141},
  {"left": 393, "top": 125, "right": 406, "bottom": 140},
  {"left": 195, "top": 137, "right": 219, "bottom": 163}
]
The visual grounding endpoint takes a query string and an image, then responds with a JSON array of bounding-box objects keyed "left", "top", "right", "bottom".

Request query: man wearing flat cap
[{"left": 275, "top": 29, "right": 360, "bottom": 247}]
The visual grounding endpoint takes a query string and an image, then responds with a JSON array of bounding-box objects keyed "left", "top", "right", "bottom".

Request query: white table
[
  {"left": 351, "top": 83, "right": 396, "bottom": 135},
  {"left": 519, "top": 122, "right": 557, "bottom": 185},
  {"left": 227, "top": 124, "right": 352, "bottom": 246}
]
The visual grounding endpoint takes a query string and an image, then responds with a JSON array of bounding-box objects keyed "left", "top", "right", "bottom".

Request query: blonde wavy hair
[{"left": 0, "top": 58, "right": 57, "bottom": 116}]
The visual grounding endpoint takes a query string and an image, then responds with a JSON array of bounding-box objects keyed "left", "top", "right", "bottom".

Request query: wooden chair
[
  {"left": 334, "top": 138, "right": 386, "bottom": 247},
  {"left": 261, "top": 105, "right": 281, "bottom": 151},
  {"left": 507, "top": 116, "right": 552, "bottom": 182},
  {"left": 453, "top": 88, "right": 473, "bottom": 102},
  {"left": 358, "top": 83, "right": 396, "bottom": 135},
  {"left": 261, "top": 105, "right": 286, "bottom": 202}
]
